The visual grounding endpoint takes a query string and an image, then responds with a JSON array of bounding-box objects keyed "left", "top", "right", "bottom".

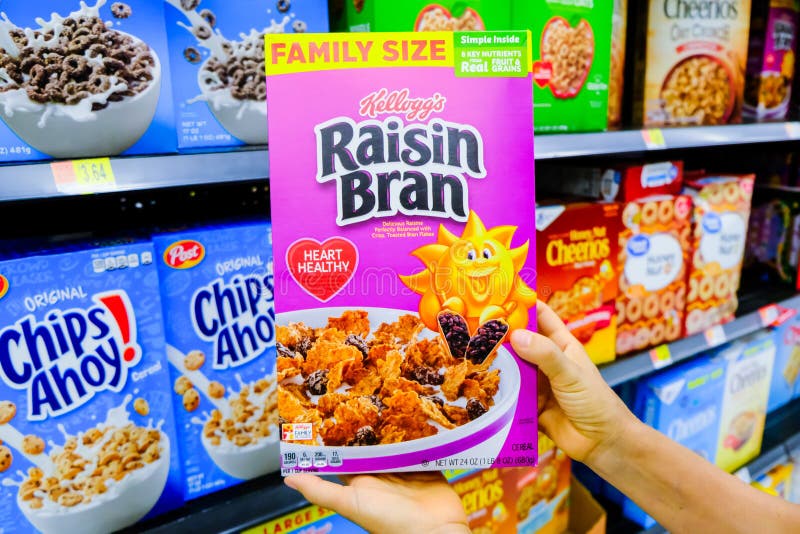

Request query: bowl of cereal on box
[
  {"left": 661, "top": 54, "right": 736, "bottom": 126},
  {"left": 0, "top": 2, "right": 162, "bottom": 158},
  {"left": 277, "top": 308, "right": 521, "bottom": 471}
]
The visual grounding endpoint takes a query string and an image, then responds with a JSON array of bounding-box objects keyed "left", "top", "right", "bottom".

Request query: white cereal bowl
[
  {"left": 278, "top": 307, "right": 522, "bottom": 473},
  {"left": 19, "top": 434, "right": 170, "bottom": 534},
  {"left": 0, "top": 36, "right": 161, "bottom": 158},
  {"left": 202, "top": 430, "right": 281, "bottom": 480}
]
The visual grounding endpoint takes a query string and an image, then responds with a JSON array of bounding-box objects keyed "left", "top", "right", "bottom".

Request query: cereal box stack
[
  {"left": 152, "top": 222, "right": 278, "bottom": 500},
  {"left": 617, "top": 194, "right": 693, "bottom": 356},
  {"left": 0, "top": 0, "right": 177, "bottom": 161},
  {"left": 512, "top": 0, "right": 614, "bottom": 133},
  {"left": 515, "top": 433, "right": 571, "bottom": 534},
  {"left": 444, "top": 468, "right": 519, "bottom": 533},
  {"left": 683, "top": 175, "right": 755, "bottom": 336},
  {"left": 338, "top": 1, "right": 511, "bottom": 33},
  {"left": 0, "top": 242, "right": 183, "bottom": 534},
  {"left": 633, "top": 0, "right": 753, "bottom": 126},
  {"left": 164, "top": 0, "right": 329, "bottom": 149},
  {"left": 744, "top": 0, "right": 800, "bottom": 121},
  {"left": 266, "top": 31, "right": 538, "bottom": 474},
  {"left": 536, "top": 201, "right": 620, "bottom": 364}
]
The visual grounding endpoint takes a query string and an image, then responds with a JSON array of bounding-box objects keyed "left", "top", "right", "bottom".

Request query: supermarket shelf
[
  {"left": 600, "top": 290, "right": 800, "bottom": 388},
  {"left": 0, "top": 147, "right": 269, "bottom": 202},
  {"left": 534, "top": 122, "right": 800, "bottom": 160}
]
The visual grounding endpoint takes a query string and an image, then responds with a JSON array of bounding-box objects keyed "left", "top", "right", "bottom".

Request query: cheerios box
[
  {"left": 683, "top": 175, "right": 755, "bottom": 336},
  {"left": 0, "top": 0, "right": 177, "bottom": 162},
  {"left": 512, "top": 0, "right": 614, "bottom": 133},
  {"left": 444, "top": 468, "right": 519, "bottom": 533},
  {"left": 152, "top": 221, "right": 278, "bottom": 500},
  {"left": 164, "top": 0, "right": 329, "bottom": 150},
  {"left": 536, "top": 201, "right": 620, "bottom": 365},
  {"left": 0, "top": 242, "right": 184, "bottom": 534},
  {"left": 337, "top": 1, "right": 511, "bottom": 33},
  {"left": 266, "top": 31, "right": 538, "bottom": 475},
  {"left": 515, "top": 433, "right": 571, "bottom": 534}
]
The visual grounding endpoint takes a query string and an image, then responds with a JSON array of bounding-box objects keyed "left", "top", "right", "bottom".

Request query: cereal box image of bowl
[
  {"left": 339, "top": 1, "right": 511, "bottom": 33},
  {"left": 444, "top": 468, "right": 518, "bottom": 533},
  {"left": 0, "top": 0, "right": 177, "bottom": 162},
  {"left": 0, "top": 242, "right": 183, "bottom": 534},
  {"left": 633, "top": 0, "right": 753, "bottom": 127},
  {"left": 683, "top": 175, "right": 755, "bottom": 336},
  {"left": 265, "top": 31, "right": 538, "bottom": 474},
  {"left": 616, "top": 195, "right": 693, "bottom": 356},
  {"left": 164, "top": 0, "right": 328, "bottom": 150},
  {"left": 152, "top": 222, "right": 278, "bottom": 500},
  {"left": 536, "top": 201, "right": 620, "bottom": 365},
  {"left": 744, "top": 0, "right": 800, "bottom": 121},
  {"left": 512, "top": 0, "right": 613, "bottom": 133}
]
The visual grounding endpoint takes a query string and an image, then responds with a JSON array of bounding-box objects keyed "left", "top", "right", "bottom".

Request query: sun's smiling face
[{"left": 438, "top": 236, "right": 515, "bottom": 307}]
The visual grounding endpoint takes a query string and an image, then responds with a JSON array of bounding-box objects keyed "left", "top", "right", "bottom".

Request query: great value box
[
  {"left": 152, "top": 222, "right": 278, "bottom": 500},
  {"left": 164, "top": 0, "right": 329, "bottom": 150},
  {"left": 338, "top": 1, "right": 511, "bottom": 32},
  {"left": 0, "top": 0, "right": 177, "bottom": 161},
  {"left": 512, "top": 0, "right": 614, "bottom": 133},
  {"left": 0, "top": 242, "right": 183, "bottom": 534}
]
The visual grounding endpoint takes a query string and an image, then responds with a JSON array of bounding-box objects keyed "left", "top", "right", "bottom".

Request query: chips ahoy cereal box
[
  {"left": 265, "top": 31, "right": 538, "bottom": 474},
  {"left": 0, "top": 242, "right": 183, "bottom": 534},
  {"left": 164, "top": 0, "right": 329, "bottom": 150},
  {"left": 0, "top": 0, "right": 177, "bottom": 162},
  {"left": 152, "top": 222, "right": 278, "bottom": 500}
]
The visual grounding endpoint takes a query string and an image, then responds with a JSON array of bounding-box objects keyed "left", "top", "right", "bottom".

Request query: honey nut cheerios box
[
  {"left": 152, "top": 222, "right": 278, "bottom": 500},
  {"left": 515, "top": 433, "right": 571, "bottom": 534},
  {"left": 536, "top": 201, "right": 620, "bottom": 365},
  {"left": 617, "top": 194, "right": 693, "bottom": 356},
  {"left": 265, "top": 31, "right": 538, "bottom": 474},
  {"left": 683, "top": 175, "right": 755, "bottom": 337},
  {"left": 632, "top": 0, "right": 753, "bottom": 127},
  {"left": 336, "top": 1, "right": 511, "bottom": 33},
  {"left": 444, "top": 468, "right": 519, "bottom": 534},
  {"left": 0, "top": 242, "right": 183, "bottom": 534}
]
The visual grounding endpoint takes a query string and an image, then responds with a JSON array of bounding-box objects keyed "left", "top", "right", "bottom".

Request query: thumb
[
  {"left": 511, "top": 329, "right": 580, "bottom": 384},
  {"left": 285, "top": 475, "right": 356, "bottom": 517}
]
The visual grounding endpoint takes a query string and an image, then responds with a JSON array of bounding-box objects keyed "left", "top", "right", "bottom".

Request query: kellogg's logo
[
  {"left": 627, "top": 235, "right": 651, "bottom": 257},
  {"left": 164, "top": 240, "right": 205, "bottom": 270},
  {"left": 0, "top": 291, "right": 143, "bottom": 420},
  {"left": 0, "top": 275, "right": 8, "bottom": 300}
]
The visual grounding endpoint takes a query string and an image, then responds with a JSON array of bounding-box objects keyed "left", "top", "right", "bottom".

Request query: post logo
[{"left": 164, "top": 240, "right": 205, "bottom": 269}]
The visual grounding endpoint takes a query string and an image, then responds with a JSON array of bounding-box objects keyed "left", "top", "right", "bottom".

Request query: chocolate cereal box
[
  {"left": 683, "top": 175, "right": 755, "bottom": 336},
  {"left": 265, "top": 31, "right": 538, "bottom": 474},
  {"left": 152, "top": 222, "right": 278, "bottom": 500},
  {"left": 536, "top": 201, "right": 620, "bottom": 365},
  {"left": 0, "top": 0, "right": 177, "bottom": 162},
  {"left": 339, "top": 1, "right": 511, "bottom": 33},
  {"left": 164, "top": 0, "right": 329, "bottom": 150},
  {"left": 0, "top": 243, "right": 183, "bottom": 534}
]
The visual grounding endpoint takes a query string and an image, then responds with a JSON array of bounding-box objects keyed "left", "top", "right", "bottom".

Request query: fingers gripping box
[
  {"left": 164, "top": 0, "right": 329, "bottom": 150},
  {"left": 265, "top": 32, "right": 539, "bottom": 474},
  {"left": 0, "top": 243, "right": 183, "bottom": 534},
  {"left": 152, "top": 222, "right": 278, "bottom": 500},
  {"left": 0, "top": 0, "right": 177, "bottom": 162}
]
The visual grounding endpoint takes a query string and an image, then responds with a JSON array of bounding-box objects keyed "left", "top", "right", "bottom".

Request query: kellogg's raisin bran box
[
  {"left": 152, "top": 222, "right": 278, "bottom": 500},
  {"left": 265, "top": 31, "right": 538, "bottom": 474},
  {"left": 0, "top": 242, "right": 183, "bottom": 534},
  {"left": 536, "top": 201, "right": 620, "bottom": 365}
]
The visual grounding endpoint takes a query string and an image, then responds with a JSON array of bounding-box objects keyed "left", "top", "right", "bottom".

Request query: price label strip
[
  {"left": 51, "top": 157, "right": 117, "bottom": 195},
  {"left": 649, "top": 344, "right": 673, "bottom": 370},
  {"left": 703, "top": 325, "right": 727, "bottom": 348},
  {"left": 642, "top": 128, "right": 667, "bottom": 150}
]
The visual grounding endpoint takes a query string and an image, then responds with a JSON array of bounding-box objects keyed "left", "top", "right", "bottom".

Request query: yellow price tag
[
  {"left": 52, "top": 157, "right": 116, "bottom": 194},
  {"left": 641, "top": 128, "right": 666, "bottom": 149},
  {"left": 649, "top": 344, "right": 673, "bottom": 370}
]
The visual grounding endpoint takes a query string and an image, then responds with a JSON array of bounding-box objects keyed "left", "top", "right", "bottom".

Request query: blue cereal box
[
  {"left": 771, "top": 314, "right": 800, "bottom": 412},
  {"left": 152, "top": 222, "right": 278, "bottom": 500},
  {"left": 0, "top": 242, "right": 183, "bottom": 534},
  {"left": 164, "top": 0, "right": 329, "bottom": 149},
  {"left": 0, "top": 0, "right": 177, "bottom": 162}
]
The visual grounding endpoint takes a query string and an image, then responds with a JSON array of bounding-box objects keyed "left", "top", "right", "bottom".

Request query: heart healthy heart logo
[{"left": 286, "top": 237, "right": 359, "bottom": 302}]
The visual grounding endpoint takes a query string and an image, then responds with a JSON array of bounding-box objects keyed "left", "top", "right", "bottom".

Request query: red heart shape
[
  {"left": 532, "top": 60, "right": 553, "bottom": 88},
  {"left": 286, "top": 237, "right": 359, "bottom": 303}
]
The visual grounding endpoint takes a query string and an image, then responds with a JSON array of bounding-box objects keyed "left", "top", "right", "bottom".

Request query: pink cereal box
[{"left": 265, "top": 31, "right": 538, "bottom": 474}]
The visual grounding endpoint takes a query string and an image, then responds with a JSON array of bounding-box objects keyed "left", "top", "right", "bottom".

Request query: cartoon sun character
[{"left": 400, "top": 211, "right": 537, "bottom": 341}]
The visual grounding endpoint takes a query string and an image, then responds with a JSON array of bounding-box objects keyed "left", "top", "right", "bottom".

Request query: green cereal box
[
  {"left": 338, "top": 1, "right": 511, "bottom": 33},
  {"left": 512, "top": 0, "right": 613, "bottom": 133}
]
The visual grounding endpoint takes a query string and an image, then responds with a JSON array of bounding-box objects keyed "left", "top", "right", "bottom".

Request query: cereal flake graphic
[{"left": 401, "top": 211, "right": 536, "bottom": 348}]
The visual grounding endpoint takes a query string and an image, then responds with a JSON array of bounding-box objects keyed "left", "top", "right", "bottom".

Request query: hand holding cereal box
[{"left": 265, "top": 31, "right": 538, "bottom": 474}]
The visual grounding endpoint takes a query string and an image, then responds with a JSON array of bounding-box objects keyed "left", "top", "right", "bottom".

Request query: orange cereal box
[
  {"left": 537, "top": 201, "right": 620, "bottom": 364},
  {"left": 617, "top": 195, "right": 693, "bottom": 356},
  {"left": 683, "top": 175, "right": 755, "bottom": 336}
]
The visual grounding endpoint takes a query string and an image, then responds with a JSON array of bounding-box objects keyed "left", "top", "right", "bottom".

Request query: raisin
[
  {"left": 466, "top": 398, "right": 487, "bottom": 420},
  {"left": 465, "top": 320, "right": 509, "bottom": 364},
  {"left": 425, "top": 395, "right": 444, "bottom": 408},
  {"left": 344, "top": 334, "right": 369, "bottom": 358},
  {"left": 438, "top": 311, "right": 470, "bottom": 359},
  {"left": 276, "top": 342, "right": 294, "bottom": 359},
  {"left": 368, "top": 395, "right": 384, "bottom": 411},
  {"left": 296, "top": 337, "right": 313, "bottom": 358},
  {"left": 306, "top": 370, "right": 329, "bottom": 396},
  {"left": 410, "top": 366, "right": 444, "bottom": 386},
  {"left": 349, "top": 426, "right": 378, "bottom": 446}
]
